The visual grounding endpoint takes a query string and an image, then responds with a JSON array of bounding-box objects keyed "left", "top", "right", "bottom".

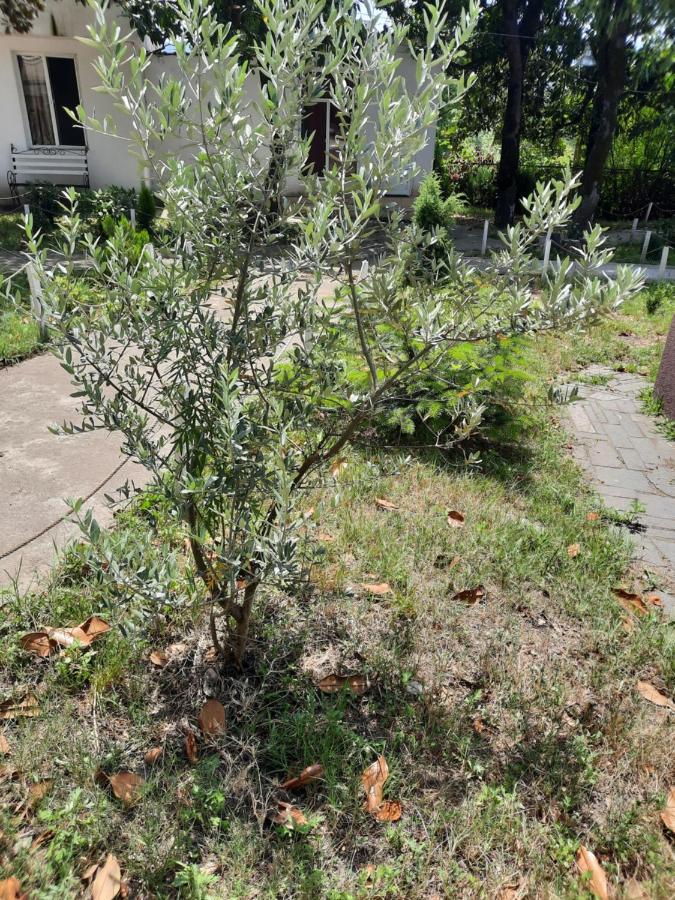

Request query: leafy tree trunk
[
  {"left": 494, "top": 0, "right": 544, "bottom": 228},
  {"left": 573, "top": 0, "right": 631, "bottom": 227}
]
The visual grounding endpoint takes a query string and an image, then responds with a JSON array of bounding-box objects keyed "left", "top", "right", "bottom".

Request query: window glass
[
  {"left": 18, "top": 54, "right": 84, "bottom": 146},
  {"left": 18, "top": 55, "right": 55, "bottom": 145}
]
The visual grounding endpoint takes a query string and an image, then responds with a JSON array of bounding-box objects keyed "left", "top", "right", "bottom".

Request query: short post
[
  {"left": 631, "top": 217, "right": 638, "bottom": 242},
  {"left": 542, "top": 229, "right": 552, "bottom": 273},
  {"left": 26, "top": 262, "right": 48, "bottom": 343},
  {"left": 359, "top": 259, "right": 369, "bottom": 280},
  {"left": 644, "top": 201, "right": 653, "bottom": 224},
  {"left": 641, "top": 230, "right": 651, "bottom": 263},
  {"left": 658, "top": 246, "right": 670, "bottom": 280},
  {"left": 481, "top": 219, "right": 489, "bottom": 256},
  {"left": 23, "top": 204, "right": 30, "bottom": 218},
  {"left": 130, "top": 208, "right": 136, "bottom": 229}
]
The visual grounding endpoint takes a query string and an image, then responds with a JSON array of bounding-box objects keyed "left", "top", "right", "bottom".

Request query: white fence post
[
  {"left": 640, "top": 230, "right": 651, "bottom": 263},
  {"left": 644, "top": 201, "right": 653, "bottom": 224},
  {"left": 481, "top": 219, "right": 489, "bottom": 256},
  {"left": 542, "top": 230, "right": 552, "bottom": 273},
  {"left": 631, "top": 217, "right": 638, "bottom": 242},
  {"left": 130, "top": 208, "right": 136, "bottom": 229},
  {"left": 658, "top": 246, "right": 670, "bottom": 280},
  {"left": 23, "top": 204, "right": 30, "bottom": 218},
  {"left": 26, "top": 262, "right": 48, "bottom": 342}
]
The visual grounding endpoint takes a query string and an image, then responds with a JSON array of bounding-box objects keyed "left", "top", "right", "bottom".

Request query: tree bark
[
  {"left": 573, "top": 0, "right": 631, "bottom": 227},
  {"left": 494, "top": 0, "right": 545, "bottom": 228}
]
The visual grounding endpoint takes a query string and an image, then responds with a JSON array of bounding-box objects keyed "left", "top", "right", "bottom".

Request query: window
[
  {"left": 17, "top": 55, "right": 85, "bottom": 147},
  {"left": 301, "top": 101, "right": 349, "bottom": 177}
]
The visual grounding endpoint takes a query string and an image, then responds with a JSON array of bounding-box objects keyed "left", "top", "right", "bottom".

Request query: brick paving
[{"left": 565, "top": 365, "right": 675, "bottom": 615}]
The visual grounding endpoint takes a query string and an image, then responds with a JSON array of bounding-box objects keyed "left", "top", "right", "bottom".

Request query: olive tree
[{"left": 22, "top": 0, "right": 641, "bottom": 664}]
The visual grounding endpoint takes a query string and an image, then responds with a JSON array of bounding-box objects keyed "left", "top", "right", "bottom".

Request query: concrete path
[
  {"left": 0, "top": 353, "right": 144, "bottom": 590},
  {"left": 565, "top": 366, "right": 675, "bottom": 612}
]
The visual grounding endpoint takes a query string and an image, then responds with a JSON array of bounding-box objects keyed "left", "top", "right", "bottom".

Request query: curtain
[{"left": 18, "top": 55, "right": 55, "bottom": 146}]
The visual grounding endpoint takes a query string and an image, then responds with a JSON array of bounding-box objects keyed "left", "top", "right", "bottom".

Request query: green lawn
[{"left": 0, "top": 288, "right": 673, "bottom": 898}]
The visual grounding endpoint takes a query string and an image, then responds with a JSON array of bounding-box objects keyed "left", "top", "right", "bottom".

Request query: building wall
[{"left": 0, "top": 0, "right": 436, "bottom": 204}]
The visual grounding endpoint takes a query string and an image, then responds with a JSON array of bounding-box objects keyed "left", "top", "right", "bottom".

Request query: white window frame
[{"left": 13, "top": 52, "right": 85, "bottom": 150}]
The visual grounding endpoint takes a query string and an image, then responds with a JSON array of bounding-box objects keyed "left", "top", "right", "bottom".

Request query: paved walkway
[{"left": 565, "top": 366, "right": 675, "bottom": 611}]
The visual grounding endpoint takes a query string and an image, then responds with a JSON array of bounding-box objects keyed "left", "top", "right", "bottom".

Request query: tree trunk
[
  {"left": 494, "top": 0, "right": 545, "bottom": 228},
  {"left": 573, "top": 0, "right": 631, "bottom": 227}
]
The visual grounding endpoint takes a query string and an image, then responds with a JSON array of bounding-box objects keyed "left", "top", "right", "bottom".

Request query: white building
[{"left": 0, "top": 1, "right": 436, "bottom": 204}]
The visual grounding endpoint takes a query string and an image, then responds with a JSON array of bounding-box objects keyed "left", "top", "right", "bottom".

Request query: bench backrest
[{"left": 9, "top": 145, "right": 89, "bottom": 192}]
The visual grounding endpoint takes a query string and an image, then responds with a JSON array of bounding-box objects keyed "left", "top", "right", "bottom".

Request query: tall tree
[
  {"left": 1, "top": 0, "right": 45, "bottom": 32},
  {"left": 573, "top": 0, "right": 631, "bottom": 225},
  {"left": 493, "top": 0, "right": 545, "bottom": 227}
]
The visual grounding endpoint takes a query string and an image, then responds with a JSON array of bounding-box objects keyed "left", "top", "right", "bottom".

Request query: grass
[
  {"left": 0, "top": 274, "right": 43, "bottom": 367},
  {"left": 1, "top": 291, "right": 674, "bottom": 898},
  {"left": 0, "top": 212, "right": 25, "bottom": 253}
]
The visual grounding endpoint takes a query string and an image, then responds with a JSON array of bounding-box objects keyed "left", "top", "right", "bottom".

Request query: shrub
[
  {"left": 136, "top": 184, "right": 157, "bottom": 231},
  {"left": 20, "top": 0, "right": 641, "bottom": 667},
  {"left": 23, "top": 182, "right": 63, "bottom": 231}
]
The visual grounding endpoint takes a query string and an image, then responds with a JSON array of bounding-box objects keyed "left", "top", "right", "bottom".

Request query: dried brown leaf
[
  {"left": 0, "top": 695, "right": 39, "bottom": 720},
  {"left": 636, "top": 681, "right": 675, "bottom": 710},
  {"left": 149, "top": 650, "right": 169, "bottom": 667},
  {"left": 280, "top": 764, "right": 324, "bottom": 791},
  {"left": 645, "top": 593, "right": 662, "bottom": 608},
  {"left": 0, "top": 878, "right": 23, "bottom": 900},
  {"left": 144, "top": 747, "right": 163, "bottom": 765},
  {"left": 612, "top": 588, "right": 649, "bottom": 616},
  {"left": 330, "top": 458, "right": 348, "bottom": 478},
  {"left": 184, "top": 730, "right": 199, "bottom": 764},
  {"left": 575, "top": 846, "right": 609, "bottom": 900},
  {"left": 447, "top": 510, "right": 465, "bottom": 527},
  {"left": 108, "top": 772, "right": 144, "bottom": 807},
  {"left": 451, "top": 585, "right": 486, "bottom": 605},
  {"left": 317, "top": 674, "right": 369, "bottom": 695},
  {"left": 586, "top": 512, "right": 600, "bottom": 522},
  {"left": 360, "top": 582, "right": 392, "bottom": 596},
  {"left": 316, "top": 531, "right": 335, "bottom": 543},
  {"left": 27, "top": 780, "right": 52, "bottom": 807},
  {"left": 77, "top": 616, "right": 111, "bottom": 643},
  {"left": 198, "top": 699, "right": 226, "bottom": 737},
  {"left": 362, "top": 756, "right": 389, "bottom": 814},
  {"left": 19, "top": 632, "right": 55, "bottom": 658},
  {"left": 660, "top": 786, "right": 675, "bottom": 833},
  {"left": 271, "top": 801, "right": 308, "bottom": 828},
  {"left": 375, "top": 497, "right": 398, "bottom": 511},
  {"left": 567, "top": 543, "right": 581, "bottom": 558},
  {"left": 0, "top": 735, "right": 9, "bottom": 755},
  {"left": 91, "top": 854, "right": 122, "bottom": 900},
  {"left": 374, "top": 799, "right": 402, "bottom": 822}
]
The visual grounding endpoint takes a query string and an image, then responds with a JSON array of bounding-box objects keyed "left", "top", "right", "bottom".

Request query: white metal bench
[{"left": 7, "top": 144, "right": 89, "bottom": 201}]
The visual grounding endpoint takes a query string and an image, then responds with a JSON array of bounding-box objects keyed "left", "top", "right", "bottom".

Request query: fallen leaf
[
  {"left": 496, "top": 885, "right": 520, "bottom": 900},
  {"left": 280, "top": 764, "right": 324, "bottom": 791},
  {"left": 567, "top": 543, "right": 581, "bottom": 558},
  {"left": 149, "top": 650, "right": 169, "bottom": 667},
  {"left": 48, "top": 627, "right": 86, "bottom": 648},
  {"left": 19, "top": 632, "right": 55, "bottom": 658},
  {"left": 198, "top": 700, "right": 226, "bottom": 737},
  {"left": 660, "top": 786, "right": 675, "bottom": 833},
  {"left": 472, "top": 716, "right": 486, "bottom": 734},
  {"left": 362, "top": 756, "right": 389, "bottom": 814},
  {"left": 316, "top": 531, "right": 335, "bottom": 542},
  {"left": 622, "top": 615, "right": 636, "bottom": 633},
  {"left": 645, "top": 593, "right": 662, "bottom": 608},
  {"left": 184, "top": 730, "right": 199, "bottom": 764},
  {"left": 575, "top": 845, "right": 609, "bottom": 900},
  {"left": 0, "top": 735, "right": 9, "bottom": 755},
  {"left": 624, "top": 879, "right": 650, "bottom": 900},
  {"left": 375, "top": 497, "right": 398, "bottom": 511},
  {"left": 0, "top": 695, "right": 40, "bottom": 720},
  {"left": 27, "top": 780, "right": 52, "bottom": 807},
  {"left": 360, "top": 582, "right": 392, "bottom": 596},
  {"left": 108, "top": 772, "right": 144, "bottom": 806},
  {"left": 447, "top": 510, "right": 465, "bottom": 527},
  {"left": 144, "top": 747, "right": 163, "bottom": 765},
  {"left": 330, "top": 458, "right": 348, "bottom": 478},
  {"left": 612, "top": 588, "right": 649, "bottom": 616},
  {"left": 271, "top": 800, "right": 307, "bottom": 828},
  {"left": 586, "top": 512, "right": 600, "bottom": 522},
  {"left": 0, "top": 878, "right": 23, "bottom": 900},
  {"left": 77, "top": 616, "right": 111, "bottom": 643},
  {"left": 636, "top": 681, "right": 675, "bottom": 710},
  {"left": 317, "top": 674, "right": 369, "bottom": 695},
  {"left": 375, "top": 799, "right": 402, "bottom": 821},
  {"left": 91, "top": 854, "right": 122, "bottom": 900},
  {"left": 451, "top": 585, "right": 486, "bottom": 605}
]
